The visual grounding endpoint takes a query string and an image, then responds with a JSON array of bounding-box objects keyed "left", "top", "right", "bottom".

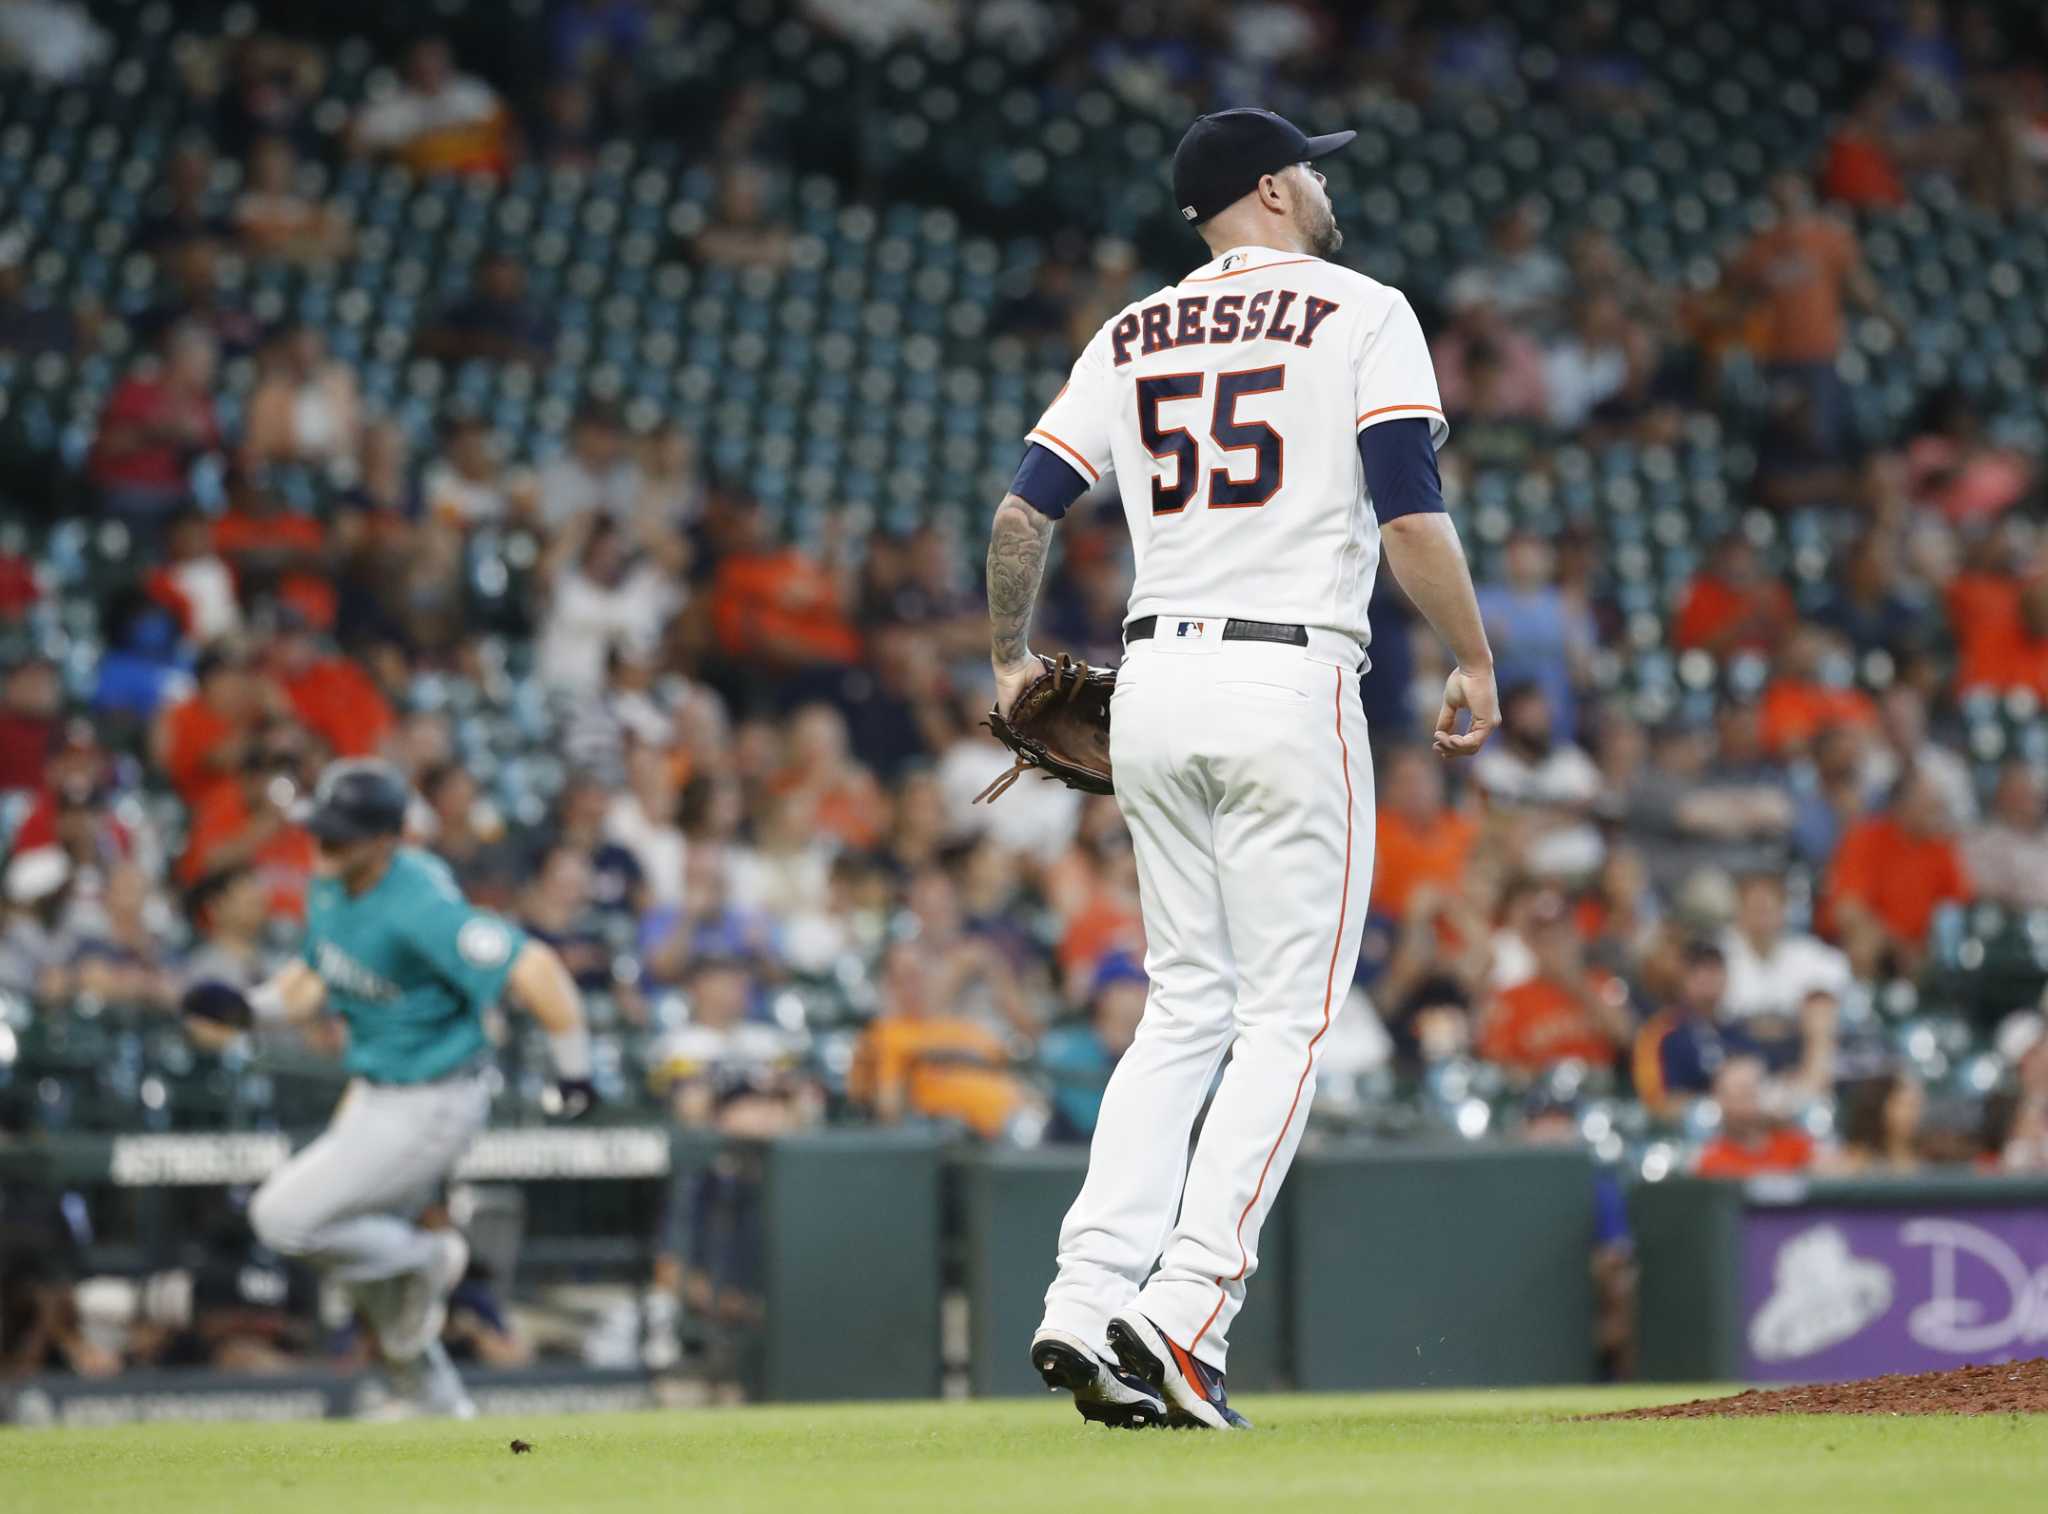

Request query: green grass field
[{"left": 7, "top": 1388, "right": 2046, "bottom": 1514}]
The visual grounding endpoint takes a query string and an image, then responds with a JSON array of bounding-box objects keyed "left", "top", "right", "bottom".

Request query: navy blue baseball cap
[
  {"left": 301, "top": 758, "right": 410, "bottom": 845},
  {"left": 1171, "top": 108, "right": 1356, "bottom": 228}
]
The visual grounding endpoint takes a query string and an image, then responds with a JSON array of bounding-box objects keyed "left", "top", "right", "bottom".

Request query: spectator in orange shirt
[
  {"left": 767, "top": 703, "right": 886, "bottom": 852},
  {"left": 850, "top": 940, "right": 1045, "bottom": 1142},
  {"left": 151, "top": 643, "right": 275, "bottom": 808},
  {"left": 706, "top": 503, "right": 860, "bottom": 708},
  {"left": 1694, "top": 1056, "right": 1816, "bottom": 1178},
  {"left": 1478, "top": 892, "right": 1635, "bottom": 1074},
  {"left": 265, "top": 617, "right": 393, "bottom": 760},
  {"left": 1757, "top": 625, "right": 1877, "bottom": 757},
  {"left": 1371, "top": 744, "right": 1478, "bottom": 920},
  {"left": 1728, "top": 173, "right": 1892, "bottom": 455},
  {"left": 1670, "top": 534, "right": 1797, "bottom": 656},
  {"left": 1947, "top": 523, "right": 2048, "bottom": 698},
  {"left": 177, "top": 720, "right": 322, "bottom": 922},
  {"left": 347, "top": 37, "right": 510, "bottom": 178},
  {"left": 211, "top": 468, "right": 335, "bottom": 631},
  {"left": 1819, "top": 85, "right": 1908, "bottom": 209},
  {"left": 1823, "top": 766, "right": 1972, "bottom": 981}
]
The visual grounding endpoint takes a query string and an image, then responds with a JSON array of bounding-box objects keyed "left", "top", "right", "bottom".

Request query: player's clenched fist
[{"left": 1433, "top": 664, "right": 1498, "bottom": 758}]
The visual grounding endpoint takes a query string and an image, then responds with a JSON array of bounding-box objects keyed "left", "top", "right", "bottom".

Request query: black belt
[{"left": 1124, "top": 615, "right": 1308, "bottom": 648}]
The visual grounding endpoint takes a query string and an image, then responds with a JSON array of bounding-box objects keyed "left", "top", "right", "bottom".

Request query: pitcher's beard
[{"left": 1305, "top": 206, "right": 1343, "bottom": 258}]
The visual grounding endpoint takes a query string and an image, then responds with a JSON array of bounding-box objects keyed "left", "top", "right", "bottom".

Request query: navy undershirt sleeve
[
  {"left": 1357, "top": 417, "right": 1446, "bottom": 523},
  {"left": 1009, "top": 443, "right": 1089, "bottom": 520}
]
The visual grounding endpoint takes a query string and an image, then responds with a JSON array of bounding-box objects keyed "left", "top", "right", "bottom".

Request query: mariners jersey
[
  {"left": 1027, "top": 244, "right": 1446, "bottom": 646},
  {"left": 302, "top": 847, "right": 526, "bottom": 1084}
]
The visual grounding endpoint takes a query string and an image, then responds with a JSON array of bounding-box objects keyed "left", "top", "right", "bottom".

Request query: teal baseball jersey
[{"left": 303, "top": 847, "right": 526, "bottom": 1085}]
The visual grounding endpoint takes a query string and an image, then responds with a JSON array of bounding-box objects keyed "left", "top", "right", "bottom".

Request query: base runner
[
  {"left": 985, "top": 109, "right": 1499, "bottom": 1429},
  {"left": 182, "top": 759, "right": 597, "bottom": 1418}
]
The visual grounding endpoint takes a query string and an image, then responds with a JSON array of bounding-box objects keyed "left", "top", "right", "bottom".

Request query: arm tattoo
[{"left": 987, "top": 496, "right": 1053, "bottom": 666}]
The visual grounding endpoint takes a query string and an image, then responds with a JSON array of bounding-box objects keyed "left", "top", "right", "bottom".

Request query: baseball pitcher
[
  {"left": 989, "top": 110, "right": 1499, "bottom": 1429},
  {"left": 182, "top": 759, "right": 596, "bottom": 1418}
]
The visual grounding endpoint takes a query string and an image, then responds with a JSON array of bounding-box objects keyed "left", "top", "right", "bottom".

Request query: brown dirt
[{"left": 1596, "top": 1359, "right": 2048, "bottom": 1419}]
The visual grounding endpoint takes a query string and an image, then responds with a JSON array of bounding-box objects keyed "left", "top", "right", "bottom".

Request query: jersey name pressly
[{"left": 1027, "top": 245, "right": 1446, "bottom": 646}]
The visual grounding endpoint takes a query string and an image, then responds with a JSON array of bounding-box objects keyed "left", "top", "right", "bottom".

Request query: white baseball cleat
[
  {"left": 368, "top": 1339, "right": 477, "bottom": 1421},
  {"left": 1030, "top": 1328, "right": 1168, "bottom": 1429},
  {"left": 1106, "top": 1311, "right": 1251, "bottom": 1430},
  {"left": 382, "top": 1229, "right": 470, "bottom": 1364}
]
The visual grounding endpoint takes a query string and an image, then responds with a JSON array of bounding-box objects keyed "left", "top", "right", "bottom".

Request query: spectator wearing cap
[
  {"left": 1477, "top": 889, "right": 1634, "bottom": 1074},
  {"left": 1965, "top": 760, "right": 2048, "bottom": 912},
  {"left": 348, "top": 36, "right": 511, "bottom": 177},
  {"left": 87, "top": 322, "right": 225, "bottom": 538},
  {"left": 1635, "top": 936, "right": 1837, "bottom": 1120},
  {"left": 1671, "top": 534, "right": 1798, "bottom": 656},
  {"left": 1471, "top": 682, "right": 1603, "bottom": 880},
  {"left": 1694, "top": 1055, "right": 1818, "bottom": 1178},
  {"left": 8, "top": 719, "right": 137, "bottom": 876},
  {"left": 1371, "top": 744, "right": 1479, "bottom": 921},
  {"left": 0, "top": 847, "right": 78, "bottom": 999},
  {"left": 415, "top": 252, "right": 555, "bottom": 367},
  {"left": 1823, "top": 765, "right": 1973, "bottom": 981},
  {"left": 152, "top": 642, "right": 277, "bottom": 809},
  {"left": 1040, "top": 954, "right": 1147, "bottom": 1143}
]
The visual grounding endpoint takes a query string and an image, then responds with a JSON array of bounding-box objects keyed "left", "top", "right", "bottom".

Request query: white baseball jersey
[{"left": 1026, "top": 244, "right": 1446, "bottom": 645}]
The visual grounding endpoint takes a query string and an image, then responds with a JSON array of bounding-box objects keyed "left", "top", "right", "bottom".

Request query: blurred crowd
[{"left": 7, "top": 0, "right": 2048, "bottom": 1387}]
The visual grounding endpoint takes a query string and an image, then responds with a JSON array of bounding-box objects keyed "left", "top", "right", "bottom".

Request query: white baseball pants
[
  {"left": 1040, "top": 619, "right": 1373, "bottom": 1372},
  {"left": 250, "top": 1072, "right": 491, "bottom": 1284}
]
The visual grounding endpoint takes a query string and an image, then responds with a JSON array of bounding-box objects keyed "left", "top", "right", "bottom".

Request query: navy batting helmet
[{"left": 301, "top": 759, "right": 410, "bottom": 845}]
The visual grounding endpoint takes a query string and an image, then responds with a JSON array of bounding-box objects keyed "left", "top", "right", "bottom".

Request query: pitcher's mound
[{"left": 1600, "top": 1359, "right": 2048, "bottom": 1419}]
